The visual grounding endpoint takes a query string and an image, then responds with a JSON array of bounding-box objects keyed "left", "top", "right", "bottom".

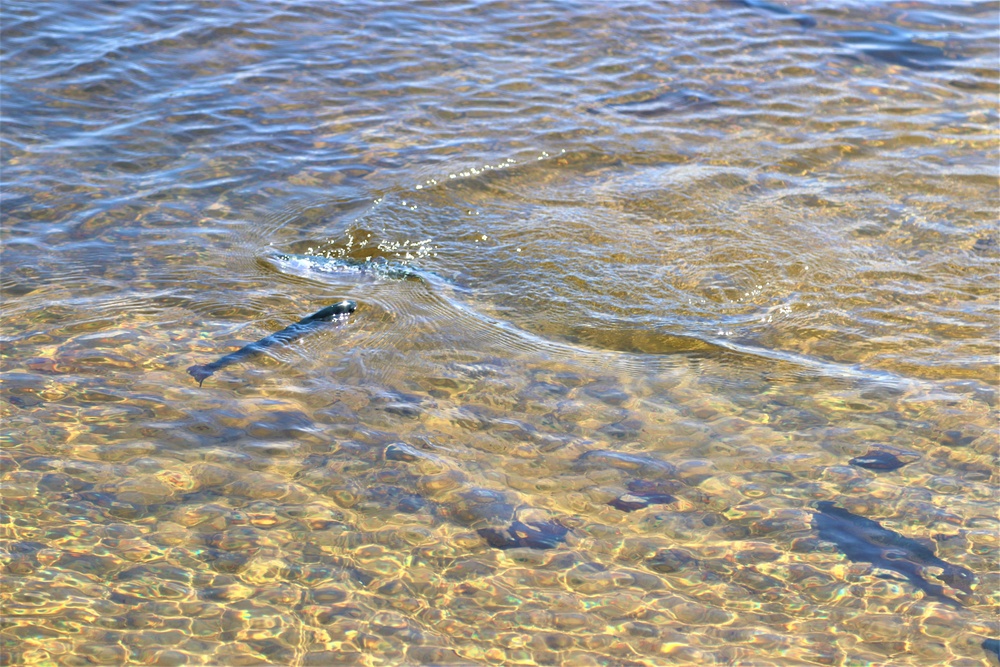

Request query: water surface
[{"left": 2, "top": 0, "right": 998, "bottom": 665}]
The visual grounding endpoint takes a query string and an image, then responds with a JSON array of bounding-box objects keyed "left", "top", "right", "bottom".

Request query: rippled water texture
[{"left": 3, "top": 0, "right": 998, "bottom": 665}]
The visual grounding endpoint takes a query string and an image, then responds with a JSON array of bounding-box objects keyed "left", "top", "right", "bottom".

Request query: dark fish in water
[
  {"left": 849, "top": 449, "right": 912, "bottom": 471},
  {"left": 187, "top": 300, "right": 356, "bottom": 386},
  {"left": 973, "top": 236, "right": 998, "bottom": 254},
  {"left": 838, "top": 29, "right": 956, "bottom": 70},
  {"left": 608, "top": 478, "right": 677, "bottom": 512},
  {"left": 478, "top": 520, "right": 568, "bottom": 550},
  {"left": 576, "top": 450, "right": 677, "bottom": 477},
  {"left": 732, "top": 0, "right": 959, "bottom": 70},
  {"left": 607, "top": 89, "right": 719, "bottom": 118},
  {"left": 983, "top": 639, "right": 1000, "bottom": 663},
  {"left": 732, "top": 0, "right": 816, "bottom": 28},
  {"left": 384, "top": 442, "right": 432, "bottom": 463},
  {"left": 812, "top": 501, "right": 975, "bottom": 607},
  {"left": 609, "top": 492, "right": 676, "bottom": 512}
]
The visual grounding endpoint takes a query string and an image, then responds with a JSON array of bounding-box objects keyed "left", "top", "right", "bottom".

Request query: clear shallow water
[{"left": 2, "top": 0, "right": 998, "bottom": 665}]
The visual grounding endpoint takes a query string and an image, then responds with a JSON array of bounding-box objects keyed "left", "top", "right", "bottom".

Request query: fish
[
  {"left": 812, "top": 501, "right": 976, "bottom": 608},
  {"left": 608, "top": 478, "right": 678, "bottom": 512},
  {"left": 983, "top": 639, "right": 1000, "bottom": 663},
  {"left": 187, "top": 300, "right": 356, "bottom": 386},
  {"left": 732, "top": 0, "right": 959, "bottom": 70},
  {"left": 973, "top": 236, "right": 998, "bottom": 254},
  {"left": 608, "top": 492, "right": 676, "bottom": 512},
  {"left": 478, "top": 520, "right": 569, "bottom": 550},
  {"left": 384, "top": 442, "right": 436, "bottom": 463},
  {"left": 575, "top": 450, "right": 678, "bottom": 477},
  {"left": 605, "top": 89, "right": 719, "bottom": 118},
  {"left": 732, "top": 0, "right": 816, "bottom": 28},
  {"left": 849, "top": 449, "right": 913, "bottom": 471},
  {"left": 838, "top": 29, "right": 956, "bottom": 71}
]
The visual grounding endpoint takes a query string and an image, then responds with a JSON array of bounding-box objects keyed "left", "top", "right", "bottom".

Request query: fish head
[
  {"left": 187, "top": 364, "right": 214, "bottom": 386},
  {"left": 312, "top": 300, "right": 357, "bottom": 320},
  {"left": 939, "top": 566, "right": 977, "bottom": 595}
]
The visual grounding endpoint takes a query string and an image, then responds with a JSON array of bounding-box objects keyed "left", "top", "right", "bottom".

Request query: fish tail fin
[{"left": 187, "top": 364, "right": 213, "bottom": 386}]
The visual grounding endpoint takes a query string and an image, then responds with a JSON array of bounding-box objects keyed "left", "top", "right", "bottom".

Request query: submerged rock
[
  {"left": 582, "top": 381, "right": 630, "bottom": 407},
  {"left": 447, "top": 488, "right": 516, "bottom": 527}
]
